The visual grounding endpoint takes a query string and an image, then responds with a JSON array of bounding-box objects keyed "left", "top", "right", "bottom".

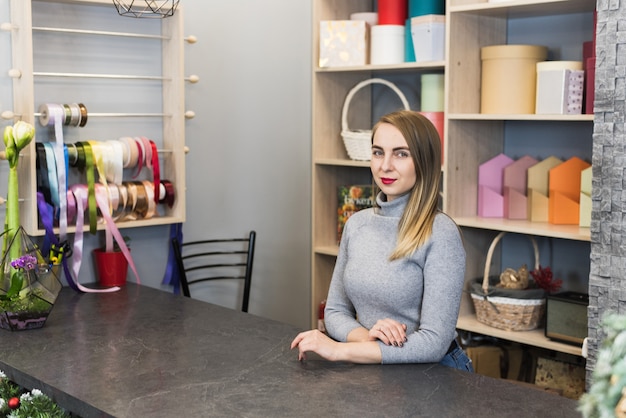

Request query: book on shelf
[{"left": 337, "top": 185, "right": 375, "bottom": 245}]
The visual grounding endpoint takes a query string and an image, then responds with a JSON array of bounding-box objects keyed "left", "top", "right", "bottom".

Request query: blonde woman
[{"left": 291, "top": 111, "right": 471, "bottom": 370}]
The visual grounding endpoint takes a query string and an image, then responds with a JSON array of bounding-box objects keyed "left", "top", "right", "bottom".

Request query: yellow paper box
[
  {"left": 319, "top": 20, "right": 368, "bottom": 68},
  {"left": 527, "top": 156, "right": 563, "bottom": 222},
  {"left": 579, "top": 165, "right": 592, "bottom": 227}
]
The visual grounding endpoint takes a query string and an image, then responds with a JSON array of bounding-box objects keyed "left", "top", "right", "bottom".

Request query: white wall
[{"left": 0, "top": 0, "right": 312, "bottom": 329}]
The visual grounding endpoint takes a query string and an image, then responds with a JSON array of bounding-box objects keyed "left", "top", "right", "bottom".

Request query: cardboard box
[
  {"left": 319, "top": 20, "right": 368, "bottom": 67},
  {"left": 535, "top": 357, "right": 586, "bottom": 399}
]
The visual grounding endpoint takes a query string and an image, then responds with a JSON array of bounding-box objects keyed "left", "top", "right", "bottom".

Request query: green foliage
[
  {"left": 0, "top": 371, "right": 71, "bottom": 417},
  {"left": 578, "top": 313, "right": 626, "bottom": 417}
]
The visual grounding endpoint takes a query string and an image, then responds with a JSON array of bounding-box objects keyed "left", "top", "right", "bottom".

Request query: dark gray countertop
[{"left": 0, "top": 284, "right": 580, "bottom": 417}]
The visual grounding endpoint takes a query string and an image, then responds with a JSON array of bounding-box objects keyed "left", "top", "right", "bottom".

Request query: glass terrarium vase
[{"left": 0, "top": 226, "right": 62, "bottom": 331}]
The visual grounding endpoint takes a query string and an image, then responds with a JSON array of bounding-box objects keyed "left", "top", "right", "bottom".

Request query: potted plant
[
  {"left": 0, "top": 121, "right": 62, "bottom": 331},
  {"left": 92, "top": 235, "right": 131, "bottom": 287}
]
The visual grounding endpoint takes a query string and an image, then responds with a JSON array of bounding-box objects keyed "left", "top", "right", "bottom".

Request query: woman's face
[{"left": 371, "top": 123, "right": 417, "bottom": 201}]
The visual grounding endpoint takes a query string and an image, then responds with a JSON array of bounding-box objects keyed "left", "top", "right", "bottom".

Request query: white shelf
[{"left": 315, "top": 61, "right": 445, "bottom": 73}]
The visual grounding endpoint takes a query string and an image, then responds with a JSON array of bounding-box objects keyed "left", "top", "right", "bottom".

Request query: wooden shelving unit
[
  {"left": 445, "top": 0, "right": 596, "bottom": 358},
  {"left": 311, "top": 0, "right": 445, "bottom": 329},
  {"left": 311, "top": 0, "right": 594, "bottom": 358},
  {"left": 4, "top": 0, "right": 187, "bottom": 235}
]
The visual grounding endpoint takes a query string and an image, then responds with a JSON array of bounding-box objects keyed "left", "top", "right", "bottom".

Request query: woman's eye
[
  {"left": 395, "top": 151, "right": 410, "bottom": 158},
  {"left": 372, "top": 149, "right": 383, "bottom": 157}
]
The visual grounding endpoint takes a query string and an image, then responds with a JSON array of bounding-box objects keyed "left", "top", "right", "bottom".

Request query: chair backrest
[{"left": 172, "top": 231, "right": 256, "bottom": 312}]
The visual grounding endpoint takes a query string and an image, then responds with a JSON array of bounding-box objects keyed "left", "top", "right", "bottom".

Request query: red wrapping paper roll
[{"left": 378, "top": 0, "right": 407, "bottom": 25}]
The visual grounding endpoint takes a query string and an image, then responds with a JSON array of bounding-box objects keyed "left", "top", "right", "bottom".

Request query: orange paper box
[{"left": 549, "top": 156, "right": 591, "bottom": 225}]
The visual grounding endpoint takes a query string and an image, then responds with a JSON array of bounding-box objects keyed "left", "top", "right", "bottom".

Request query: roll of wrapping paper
[
  {"left": 408, "top": 0, "right": 444, "bottom": 17},
  {"left": 420, "top": 73, "right": 444, "bottom": 112},
  {"left": 405, "top": 18, "right": 415, "bottom": 62},
  {"left": 371, "top": 25, "right": 405, "bottom": 65},
  {"left": 377, "top": 0, "right": 407, "bottom": 25}
]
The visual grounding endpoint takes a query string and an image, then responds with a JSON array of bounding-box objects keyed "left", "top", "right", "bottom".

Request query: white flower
[
  {"left": 20, "top": 391, "right": 33, "bottom": 402},
  {"left": 31, "top": 388, "right": 43, "bottom": 397},
  {"left": 0, "top": 398, "right": 5, "bottom": 409},
  {"left": 0, "top": 370, "right": 6, "bottom": 378}
]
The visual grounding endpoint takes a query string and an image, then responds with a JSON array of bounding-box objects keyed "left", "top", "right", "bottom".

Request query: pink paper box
[
  {"left": 504, "top": 155, "right": 538, "bottom": 219},
  {"left": 478, "top": 153, "right": 514, "bottom": 218}
]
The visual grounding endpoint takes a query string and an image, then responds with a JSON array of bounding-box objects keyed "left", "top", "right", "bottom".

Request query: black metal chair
[{"left": 172, "top": 231, "right": 256, "bottom": 312}]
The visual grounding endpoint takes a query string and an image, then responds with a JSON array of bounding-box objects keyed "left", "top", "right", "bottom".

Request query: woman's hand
[
  {"left": 369, "top": 319, "right": 407, "bottom": 347},
  {"left": 290, "top": 329, "right": 340, "bottom": 361}
]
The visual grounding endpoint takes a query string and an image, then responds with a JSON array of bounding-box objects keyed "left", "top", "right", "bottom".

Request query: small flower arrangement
[
  {"left": 0, "top": 370, "right": 71, "bottom": 417},
  {"left": 530, "top": 265, "right": 563, "bottom": 293},
  {"left": 1, "top": 254, "right": 42, "bottom": 307},
  {"left": 579, "top": 314, "right": 626, "bottom": 417},
  {"left": 1, "top": 121, "right": 63, "bottom": 330},
  {"left": 0, "top": 227, "right": 63, "bottom": 331}
]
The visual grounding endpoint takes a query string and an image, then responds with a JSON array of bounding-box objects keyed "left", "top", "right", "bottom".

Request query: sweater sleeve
[
  {"left": 324, "top": 219, "right": 364, "bottom": 341},
  {"left": 379, "top": 215, "right": 466, "bottom": 364}
]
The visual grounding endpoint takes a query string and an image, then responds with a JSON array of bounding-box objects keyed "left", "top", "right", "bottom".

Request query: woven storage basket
[
  {"left": 341, "top": 78, "right": 410, "bottom": 161},
  {"left": 470, "top": 231, "right": 547, "bottom": 332}
]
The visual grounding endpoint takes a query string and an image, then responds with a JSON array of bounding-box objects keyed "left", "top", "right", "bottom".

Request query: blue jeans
[{"left": 439, "top": 342, "right": 474, "bottom": 372}]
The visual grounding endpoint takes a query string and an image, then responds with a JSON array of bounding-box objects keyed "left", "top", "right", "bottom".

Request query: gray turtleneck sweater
[{"left": 324, "top": 192, "right": 466, "bottom": 364}]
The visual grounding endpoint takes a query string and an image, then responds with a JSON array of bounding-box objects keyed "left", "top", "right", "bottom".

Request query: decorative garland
[{"left": 0, "top": 370, "right": 71, "bottom": 417}]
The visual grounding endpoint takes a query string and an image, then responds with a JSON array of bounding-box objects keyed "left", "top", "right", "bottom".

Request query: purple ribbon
[
  {"left": 162, "top": 222, "right": 183, "bottom": 294},
  {"left": 37, "top": 192, "right": 80, "bottom": 292}
]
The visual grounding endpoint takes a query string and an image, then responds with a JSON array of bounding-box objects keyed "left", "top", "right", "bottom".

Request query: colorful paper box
[
  {"left": 549, "top": 156, "right": 591, "bottom": 225},
  {"left": 319, "top": 20, "right": 368, "bottom": 68},
  {"left": 527, "top": 156, "right": 563, "bottom": 222},
  {"left": 503, "top": 155, "right": 539, "bottom": 219},
  {"left": 535, "top": 61, "right": 584, "bottom": 115},
  {"left": 579, "top": 165, "right": 592, "bottom": 227},
  {"left": 478, "top": 153, "right": 514, "bottom": 218}
]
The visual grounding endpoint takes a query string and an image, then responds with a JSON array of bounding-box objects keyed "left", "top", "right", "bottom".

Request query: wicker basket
[
  {"left": 470, "top": 231, "right": 547, "bottom": 332},
  {"left": 341, "top": 78, "right": 410, "bottom": 161}
]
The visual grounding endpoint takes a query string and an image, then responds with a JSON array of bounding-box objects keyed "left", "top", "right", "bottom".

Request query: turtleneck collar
[{"left": 376, "top": 191, "right": 409, "bottom": 218}]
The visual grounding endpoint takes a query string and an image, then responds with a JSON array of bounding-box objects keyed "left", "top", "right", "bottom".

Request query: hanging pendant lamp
[{"left": 112, "top": 0, "right": 180, "bottom": 18}]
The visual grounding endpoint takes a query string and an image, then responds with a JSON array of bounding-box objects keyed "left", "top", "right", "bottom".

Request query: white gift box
[
  {"left": 410, "top": 14, "right": 445, "bottom": 63},
  {"left": 535, "top": 61, "right": 584, "bottom": 115},
  {"left": 319, "top": 20, "right": 368, "bottom": 68}
]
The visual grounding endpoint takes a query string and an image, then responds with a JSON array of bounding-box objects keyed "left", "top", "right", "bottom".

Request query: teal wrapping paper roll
[
  {"left": 405, "top": 18, "right": 415, "bottom": 62},
  {"left": 421, "top": 73, "right": 444, "bottom": 111},
  {"left": 409, "top": 0, "right": 444, "bottom": 17}
]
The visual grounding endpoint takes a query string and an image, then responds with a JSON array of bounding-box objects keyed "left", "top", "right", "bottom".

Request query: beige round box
[{"left": 480, "top": 44, "right": 548, "bottom": 114}]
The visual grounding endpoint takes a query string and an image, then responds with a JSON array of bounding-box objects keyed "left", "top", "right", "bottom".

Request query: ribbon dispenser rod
[
  {"left": 7, "top": 69, "right": 199, "bottom": 84},
  {"left": 1, "top": 110, "right": 196, "bottom": 120},
  {"left": 2, "top": 22, "right": 197, "bottom": 44}
]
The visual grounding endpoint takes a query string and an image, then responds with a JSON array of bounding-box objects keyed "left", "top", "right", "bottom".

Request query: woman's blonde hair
[{"left": 371, "top": 110, "right": 442, "bottom": 260}]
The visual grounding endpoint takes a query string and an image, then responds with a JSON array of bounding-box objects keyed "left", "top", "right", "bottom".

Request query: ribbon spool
[{"left": 39, "top": 103, "right": 88, "bottom": 128}]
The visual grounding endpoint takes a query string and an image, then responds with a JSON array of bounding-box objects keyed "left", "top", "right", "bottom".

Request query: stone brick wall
[{"left": 588, "top": 0, "right": 626, "bottom": 380}]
